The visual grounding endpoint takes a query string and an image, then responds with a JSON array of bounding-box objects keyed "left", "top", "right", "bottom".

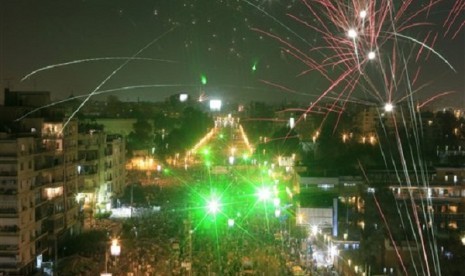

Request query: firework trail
[
  {"left": 61, "top": 27, "right": 175, "bottom": 131},
  {"left": 254, "top": 0, "right": 458, "bottom": 111},
  {"left": 20, "top": 57, "right": 178, "bottom": 82},
  {"left": 14, "top": 84, "right": 197, "bottom": 121}
]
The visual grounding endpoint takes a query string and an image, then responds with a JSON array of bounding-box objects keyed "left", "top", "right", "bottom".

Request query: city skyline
[{"left": 0, "top": 0, "right": 463, "bottom": 107}]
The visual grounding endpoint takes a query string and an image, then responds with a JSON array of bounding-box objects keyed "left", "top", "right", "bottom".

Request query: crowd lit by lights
[
  {"left": 239, "top": 125, "right": 253, "bottom": 154},
  {"left": 126, "top": 157, "right": 161, "bottom": 171},
  {"left": 191, "top": 128, "right": 217, "bottom": 153}
]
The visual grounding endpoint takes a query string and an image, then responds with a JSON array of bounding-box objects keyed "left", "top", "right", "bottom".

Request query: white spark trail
[
  {"left": 391, "top": 32, "right": 456, "bottom": 73},
  {"left": 241, "top": 0, "right": 312, "bottom": 46},
  {"left": 15, "top": 84, "right": 195, "bottom": 121},
  {"left": 21, "top": 57, "right": 178, "bottom": 82},
  {"left": 61, "top": 27, "right": 175, "bottom": 132}
]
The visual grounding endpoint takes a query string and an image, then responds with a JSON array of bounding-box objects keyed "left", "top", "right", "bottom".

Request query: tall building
[
  {"left": 0, "top": 89, "right": 126, "bottom": 274},
  {"left": 0, "top": 118, "right": 81, "bottom": 275},
  {"left": 77, "top": 125, "right": 126, "bottom": 224},
  {"left": 390, "top": 166, "right": 465, "bottom": 233}
]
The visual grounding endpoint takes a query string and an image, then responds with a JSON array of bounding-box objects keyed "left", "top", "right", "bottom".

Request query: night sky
[{"left": 0, "top": 0, "right": 463, "bottom": 106}]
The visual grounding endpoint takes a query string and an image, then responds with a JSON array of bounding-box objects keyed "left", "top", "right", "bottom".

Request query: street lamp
[
  {"left": 110, "top": 239, "right": 121, "bottom": 257},
  {"left": 101, "top": 239, "right": 120, "bottom": 276},
  {"left": 311, "top": 225, "right": 318, "bottom": 236}
]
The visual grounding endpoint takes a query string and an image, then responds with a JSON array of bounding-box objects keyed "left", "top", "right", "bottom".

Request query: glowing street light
[
  {"left": 311, "top": 225, "right": 319, "bottom": 236},
  {"left": 298, "top": 214, "right": 303, "bottom": 224},
  {"left": 228, "top": 156, "right": 235, "bottom": 165},
  {"left": 110, "top": 239, "right": 121, "bottom": 257},
  {"left": 102, "top": 239, "right": 121, "bottom": 275}
]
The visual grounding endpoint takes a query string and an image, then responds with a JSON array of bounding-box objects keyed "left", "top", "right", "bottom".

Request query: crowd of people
[{"left": 105, "top": 167, "right": 316, "bottom": 275}]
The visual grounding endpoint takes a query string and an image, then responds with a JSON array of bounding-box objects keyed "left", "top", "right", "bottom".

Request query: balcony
[
  {"left": 0, "top": 208, "right": 18, "bottom": 217},
  {"left": 0, "top": 261, "right": 21, "bottom": 269},
  {"left": 35, "top": 235, "right": 48, "bottom": 254},
  {"left": 35, "top": 209, "right": 48, "bottom": 221},
  {"left": 35, "top": 196, "right": 47, "bottom": 206},
  {"left": 46, "top": 179, "right": 64, "bottom": 188},
  {"left": 0, "top": 171, "right": 17, "bottom": 177},
  {"left": 82, "top": 183, "right": 97, "bottom": 193},
  {"left": 41, "top": 131, "right": 63, "bottom": 138},
  {"left": 78, "top": 144, "right": 99, "bottom": 151},
  {"left": 0, "top": 189, "right": 18, "bottom": 195},
  {"left": 0, "top": 244, "right": 19, "bottom": 252},
  {"left": 80, "top": 169, "right": 98, "bottom": 176},
  {"left": 0, "top": 225, "right": 19, "bottom": 235},
  {"left": 46, "top": 218, "right": 64, "bottom": 234}
]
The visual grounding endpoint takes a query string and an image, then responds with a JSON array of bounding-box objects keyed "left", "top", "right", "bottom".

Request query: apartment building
[
  {"left": 0, "top": 118, "right": 81, "bottom": 275},
  {"left": 390, "top": 166, "right": 465, "bottom": 233},
  {"left": 77, "top": 127, "right": 126, "bottom": 221},
  {"left": 0, "top": 89, "right": 126, "bottom": 274}
]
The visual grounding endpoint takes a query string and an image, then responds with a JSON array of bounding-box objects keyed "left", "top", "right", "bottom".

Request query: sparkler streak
[
  {"left": 241, "top": 0, "right": 312, "bottom": 46},
  {"left": 391, "top": 32, "right": 456, "bottom": 73},
  {"left": 60, "top": 27, "right": 175, "bottom": 131},
  {"left": 258, "top": 79, "right": 309, "bottom": 96},
  {"left": 15, "top": 84, "right": 196, "bottom": 121},
  {"left": 416, "top": 91, "right": 456, "bottom": 110},
  {"left": 443, "top": 1, "right": 465, "bottom": 38},
  {"left": 392, "top": 112, "right": 432, "bottom": 276},
  {"left": 20, "top": 57, "right": 178, "bottom": 82},
  {"left": 373, "top": 190, "right": 409, "bottom": 275}
]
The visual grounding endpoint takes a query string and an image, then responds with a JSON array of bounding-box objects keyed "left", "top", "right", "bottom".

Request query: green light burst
[{"left": 200, "top": 74, "right": 207, "bottom": 85}]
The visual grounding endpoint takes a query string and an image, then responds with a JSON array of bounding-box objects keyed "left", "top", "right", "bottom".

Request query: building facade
[
  {"left": 77, "top": 128, "right": 126, "bottom": 222},
  {"left": 0, "top": 118, "right": 81, "bottom": 275}
]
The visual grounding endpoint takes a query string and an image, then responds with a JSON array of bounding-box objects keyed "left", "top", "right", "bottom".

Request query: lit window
[
  {"left": 448, "top": 221, "right": 458, "bottom": 229},
  {"left": 44, "top": 187, "right": 63, "bottom": 200},
  {"left": 449, "top": 206, "right": 458, "bottom": 213}
]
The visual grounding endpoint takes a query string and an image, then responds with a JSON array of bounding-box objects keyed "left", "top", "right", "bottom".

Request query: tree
[
  {"left": 162, "top": 106, "right": 213, "bottom": 156},
  {"left": 242, "top": 102, "right": 276, "bottom": 143},
  {"left": 256, "top": 126, "right": 300, "bottom": 159},
  {"left": 104, "top": 95, "right": 123, "bottom": 117},
  {"left": 127, "top": 117, "right": 154, "bottom": 151}
]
